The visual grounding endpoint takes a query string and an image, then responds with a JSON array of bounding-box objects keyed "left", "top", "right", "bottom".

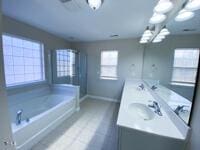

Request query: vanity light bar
[{"left": 140, "top": 26, "right": 170, "bottom": 44}]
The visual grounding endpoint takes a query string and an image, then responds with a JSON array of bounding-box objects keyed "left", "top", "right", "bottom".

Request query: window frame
[
  {"left": 2, "top": 33, "right": 46, "bottom": 88},
  {"left": 56, "top": 49, "right": 76, "bottom": 78},
  {"left": 100, "top": 50, "right": 119, "bottom": 80},
  {"left": 171, "top": 48, "right": 200, "bottom": 86}
]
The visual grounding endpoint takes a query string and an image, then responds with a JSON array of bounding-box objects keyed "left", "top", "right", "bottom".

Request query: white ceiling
[
  {"left": 2, "top": 0, "right": 200, "bottom": 42},
  {"left": 168, "top": 9, "right": 200, "bottom": 35},
  {"left": 2, "top": 0, "right": 157, "bottom": 42}
]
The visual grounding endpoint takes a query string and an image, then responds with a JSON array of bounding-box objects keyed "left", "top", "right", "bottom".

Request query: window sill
[
  {"left": 100, "top": 77, "right": 119, "bottom": 81},
  {"left": 57, "top": 75, "right": 77, "bottom": 78},
  {"left": 170, "top": 82, "right": 195, "bottom": 87}
]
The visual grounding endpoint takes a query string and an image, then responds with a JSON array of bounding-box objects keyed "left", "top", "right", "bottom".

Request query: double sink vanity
[{"left": 117, "top": 79, "right": 190, "bottom": 150}]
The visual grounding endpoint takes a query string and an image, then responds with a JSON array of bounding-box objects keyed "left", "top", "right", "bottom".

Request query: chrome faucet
[
  {"left": 138, "top": 83, "right": 145, "bottom": 90},
  {"left": 16, "top": 109, "right": 23, "bottom": 125},
  {"left": 148, "top": 101, "right": 162, "bottom": 116},
  {"left": 151, "top": 85, "right": 157, "bottom": 90},
  {"left": 174, "top": 105, "right": 187, "bottom": 115}
]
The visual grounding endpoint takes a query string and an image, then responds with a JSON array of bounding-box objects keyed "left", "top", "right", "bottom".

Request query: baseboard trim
[
  {"left": 80, "top": 95, "right": 88, "bottom": 102},
  {"left": 87, "top": 94, "right": 119, "bottom": 103}
]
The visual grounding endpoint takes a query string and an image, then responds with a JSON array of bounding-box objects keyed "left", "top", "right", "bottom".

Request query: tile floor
[{"left": 31, "top": 98, "right": 119, "bottom": 150}]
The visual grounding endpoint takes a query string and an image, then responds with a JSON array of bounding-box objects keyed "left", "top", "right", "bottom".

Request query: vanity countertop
[{"left": 117, "top": 79, "right": 185, "bottom": 140}]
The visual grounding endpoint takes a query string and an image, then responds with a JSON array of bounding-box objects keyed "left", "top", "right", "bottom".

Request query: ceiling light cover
[
  {"left": 175, "top": 9, "right": 194, "bottom": 22},
  {"left": 141, "top": 36, "right": 150, "bottom": 40},
  {"left": 140, "top": 40, "right": 148, "bottom": 44},
  {"left": 143, "top": 29, "right": 152, "bottom": 37},
  {"left": 154, "top": 0, "right": 174, "bottom": 13},
  {"left": 87, "top": 0, "right": 103, "bottom": 10},
  {"left": 149, "top": 13, "right": 166, "bottom": 24},
  {"left": 156, "top": 35, "right": 165, "bottom": 39},
  {"left": 185, "top": 0, "right": 200, "bottom": 11},
  {"left": 159, "top": 27, "right": 170, "bottom": 35},
  {"left": 153, "top": 38, "right": 162, "bottom": 43}
]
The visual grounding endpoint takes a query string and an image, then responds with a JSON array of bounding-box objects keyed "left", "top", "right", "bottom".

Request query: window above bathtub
[{"left": 2, "top": 34, "right": 45, "bottom": 87}]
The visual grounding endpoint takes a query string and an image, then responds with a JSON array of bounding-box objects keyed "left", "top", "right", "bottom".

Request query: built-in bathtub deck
[{"left": 31, "top": 98, "right": 119, "bottom": 150}]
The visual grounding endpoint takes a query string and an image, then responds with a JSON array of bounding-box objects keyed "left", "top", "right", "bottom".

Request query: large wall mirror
[{"left": 142, "top": 19, "right": 200, "bottom": 124}]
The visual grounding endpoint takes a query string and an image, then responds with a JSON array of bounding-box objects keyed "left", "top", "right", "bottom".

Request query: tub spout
[{"left": 16, "top": 109, "right": 23, "bottom": 125}]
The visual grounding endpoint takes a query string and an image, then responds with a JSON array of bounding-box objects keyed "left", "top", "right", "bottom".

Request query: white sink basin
[{"left": 128, "top": 103, "right": 155, "bottom": 121}]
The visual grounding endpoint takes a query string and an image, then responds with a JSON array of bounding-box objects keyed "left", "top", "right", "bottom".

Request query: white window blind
[
  {"left": 172, "top": 49, "right": 199, "bottom": 85},
  {"left": 56, "top": 50, "right": 76, "bottom": 77},
  {"left": 2, "top": 34, "right": 45, "bottom": 87},
  {"left": 100, "top": 51, "right": 118, "bottom": 79}
]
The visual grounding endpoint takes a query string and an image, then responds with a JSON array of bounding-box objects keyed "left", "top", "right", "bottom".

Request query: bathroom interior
[{"left": 0, "top": 0, "right": 200, "bottom": 150}]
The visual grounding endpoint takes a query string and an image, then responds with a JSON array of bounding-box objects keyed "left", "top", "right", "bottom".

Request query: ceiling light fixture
[
  {"left": 141, "top": 36, "right": 150, "bottom": 40},
  {"left": 159, "top": 27, "right": 170, "bottom": 35},
  {"left": 140, "top": 40, "right": 148, "bottom": 44},
  {"left": 149, "top": 13, "right": 166, "bottom": 24},
  {"left": 156, "top": 35, "right": 166, "bottom": 40},
  {"left": 153, "top": 38, "right": 162, "bottom": 43},
  {"left": 143, "top": 27, "right": 153, "bottom": 37},
  {"left": 175, "top": 9, "right": 194, "bottom": 22},
  {"left": 185, "top": 0, "right": 200, "bottom": 11},
  {"left": 87, "top": 0, "right": 103, "bottom": 10},
  {"left": 154, "top": 0, "right": 174, "bottom": 13}
]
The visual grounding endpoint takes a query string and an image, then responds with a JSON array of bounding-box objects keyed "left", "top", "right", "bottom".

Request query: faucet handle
[{"left": 148, "top": 101, "right": 155, "bottom": 108}]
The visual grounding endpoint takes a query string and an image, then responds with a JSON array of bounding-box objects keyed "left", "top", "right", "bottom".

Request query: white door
[{"left": 0, "top": 2, "right": 16, "bottom": 149}]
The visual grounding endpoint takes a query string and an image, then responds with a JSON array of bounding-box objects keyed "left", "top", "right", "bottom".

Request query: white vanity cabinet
[
  {"left": 118, "top": 127, "right": 186, "bottom": 150},
  {"left": 117, "top": 79, "right": 190, "bottom": 150}
]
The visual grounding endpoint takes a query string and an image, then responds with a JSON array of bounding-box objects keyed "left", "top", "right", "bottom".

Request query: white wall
[
  {"left": 142, "top": 34, "right": 200, "bottom": 101},
  {"left": 72, "top": 38, "right": 144, "bottom": 101}
]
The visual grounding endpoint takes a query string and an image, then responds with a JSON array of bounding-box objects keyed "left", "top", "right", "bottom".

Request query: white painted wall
[{"left": 72, "top": 38, "right": 145, "bottom": 101}]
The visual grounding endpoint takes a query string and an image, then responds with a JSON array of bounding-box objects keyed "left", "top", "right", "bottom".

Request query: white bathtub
[{"left": 8, "top": 84, "right": 80, "bottom": 150}]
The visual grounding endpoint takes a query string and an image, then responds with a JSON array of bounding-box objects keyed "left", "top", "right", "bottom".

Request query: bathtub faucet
[{"left": 16, "top": 109, "right": 23, "bottom": 125}]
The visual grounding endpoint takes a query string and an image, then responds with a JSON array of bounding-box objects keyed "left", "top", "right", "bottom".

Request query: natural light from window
[
  {"left": 56, "top": 49, "right": 76, "bottom": 77},
  {"left": 2, "top": 34, "right": 45, "bottom": 87},
  {"left": 172, "top": 48, "right": 199, "bottom": 86},
  {"left": 100, "top": 50, "right": 118, "bottom": 80}
]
